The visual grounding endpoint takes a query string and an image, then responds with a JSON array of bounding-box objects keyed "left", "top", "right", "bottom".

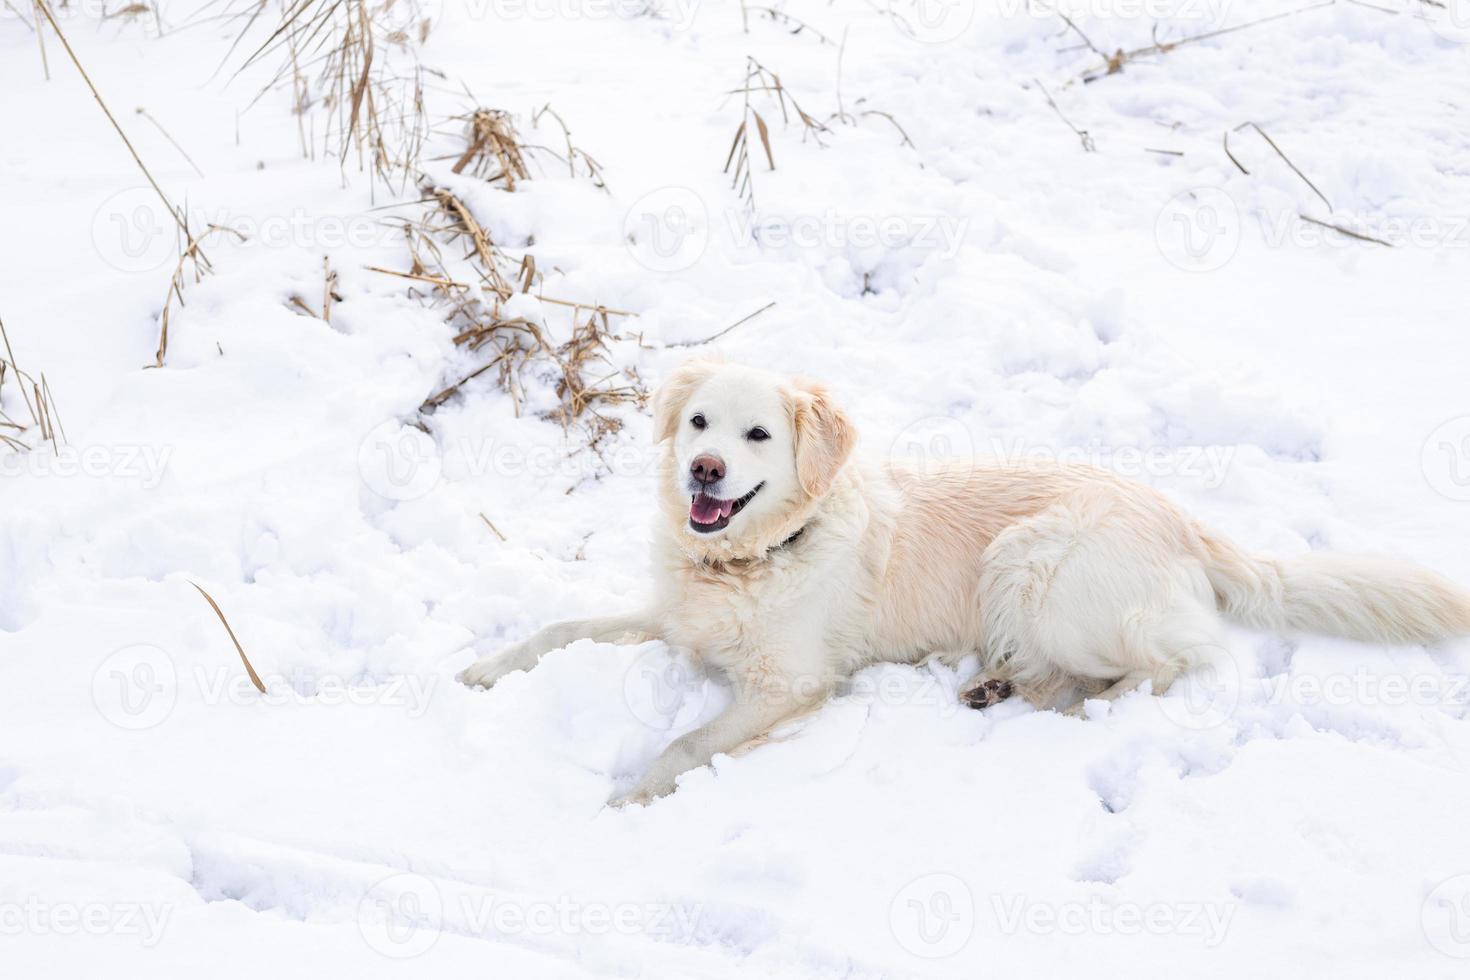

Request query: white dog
[{"left": 460, "top": 361, "right": 1470, "bottom": 804}]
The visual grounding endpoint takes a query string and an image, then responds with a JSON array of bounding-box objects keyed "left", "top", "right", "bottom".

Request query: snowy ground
[{"left": 3, "top": 0, "right": 1470, "bottom": 976}]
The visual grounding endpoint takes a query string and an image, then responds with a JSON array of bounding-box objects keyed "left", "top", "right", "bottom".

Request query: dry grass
[
  {"left": 191, "top": 581, "right": 267, "bottom": 694},
  {"left": 235, "top": 0, "right": 431, "bottom": 194},
  {"left": 725, "top": 50, "right": 917, "bottom": 216},
  {"left": 40, "top": 0, "right": 640, "bottom": 455},
  {"left": 0, "top": 315, "right": 65, "bottom": 454},
  {"left": 155, "top": 225, "right": 247, "bottom": 367},
  {"left": 449, "top": 109, "right": 530, "bottom": 187},
  {"left": 393, "top": 177, "right": 645, "bottom": 448},
  {"left": 725, "top": 57, "right": 830, "bottom": 212},
  {"left": 355, "top": 104, "right": 646, "bottom": 451},
  {"left": 1075, "top": 1, "right": 1335, "bottom": 83},
  {"left": 31, "top": 0, "right": 229, "bottom": 368},
  {"left": 740, "top": 1, "right": 836, "bottom": 44}
]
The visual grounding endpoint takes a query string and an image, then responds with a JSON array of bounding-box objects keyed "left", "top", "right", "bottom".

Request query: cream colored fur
[{"left": 459, "top": 361, "right": 1470, "bottom": 804}]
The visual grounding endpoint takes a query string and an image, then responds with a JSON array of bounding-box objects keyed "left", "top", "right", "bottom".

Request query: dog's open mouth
[{"left": 689, "top": 483, "right": 764, "bottom": 533}]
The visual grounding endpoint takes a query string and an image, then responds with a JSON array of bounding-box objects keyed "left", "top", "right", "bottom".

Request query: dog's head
[{"left": 652, "top": 361, "right": 856, "bottom": 559}]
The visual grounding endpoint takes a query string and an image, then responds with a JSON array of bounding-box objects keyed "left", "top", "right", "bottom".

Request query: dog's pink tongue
[{"left": 690, "top": 494, "right": 724, "bottom": 524}]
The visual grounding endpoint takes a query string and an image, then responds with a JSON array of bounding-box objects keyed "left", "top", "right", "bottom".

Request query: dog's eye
[
  {"left": 746, "top": 427, "right": 770, "bottom": 442},
  {"left": 690, "top": 414, "right": 706, "bottom": 430}
]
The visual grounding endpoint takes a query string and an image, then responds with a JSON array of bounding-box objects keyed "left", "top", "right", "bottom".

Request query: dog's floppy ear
[
  {"left": 652, "top": 360, "right": 718, "bottom": 443},
  {"left": 790, "top": 378, "right": 857, "bottom": 498}
]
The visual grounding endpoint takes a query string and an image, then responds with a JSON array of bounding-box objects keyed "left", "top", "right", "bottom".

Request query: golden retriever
[{"left": 460, "top": 361, "right": 1470, "bottom": 804}]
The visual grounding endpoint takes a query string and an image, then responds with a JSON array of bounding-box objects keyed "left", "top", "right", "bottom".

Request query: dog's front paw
[
  {"left": 607, "top": 772, "right": 676, "bottom": 809},
  {"left": 456, "top": 647, "right": 527, "bottom": 690}
]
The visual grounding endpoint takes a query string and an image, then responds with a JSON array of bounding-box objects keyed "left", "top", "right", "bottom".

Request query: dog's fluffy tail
[{"left": 1198, "top": 530, "right": 1470, "bottom": 646}]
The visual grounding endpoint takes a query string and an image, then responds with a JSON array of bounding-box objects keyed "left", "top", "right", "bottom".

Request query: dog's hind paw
[{"left": 960, "top": 677, "right": 1015, "bottom": 710}]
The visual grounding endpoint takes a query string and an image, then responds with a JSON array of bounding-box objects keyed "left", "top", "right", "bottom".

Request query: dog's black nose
[{"left": 690, "top": 454, "right": 725, "bottom": 486}]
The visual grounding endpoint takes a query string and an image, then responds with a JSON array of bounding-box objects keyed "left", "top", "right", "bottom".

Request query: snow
[{"left": 3, "top": 0, "right": 1470, "bottom": 976}]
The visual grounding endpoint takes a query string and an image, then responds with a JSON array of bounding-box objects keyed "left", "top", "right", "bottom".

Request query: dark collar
[
  {"left": 776, "top": 525, "right": 806, "bottom": 550},
  {"left": 697, "top": 522, "right": 809, "bottom": 569}
]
